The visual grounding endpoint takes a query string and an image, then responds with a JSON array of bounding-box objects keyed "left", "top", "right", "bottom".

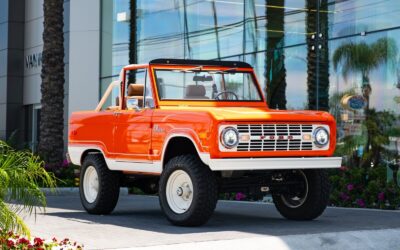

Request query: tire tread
[
  {"left": 273, "top": 169, "right": 330, "bottom": 220},
  {"left": 80, "top": 154, "right": 120, "bottom": 215},
  {"left": 159, "top": 154, "right": 218, "bottom": 226}
]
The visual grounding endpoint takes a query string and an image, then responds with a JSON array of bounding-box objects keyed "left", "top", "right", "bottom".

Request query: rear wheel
[
  {"left": 159, "top": 155, "right": 218, "bottom": 226},
  {"left": 80, "top": 154, "right": 120, "bottom": 214},
  {"left": 272, "top": 169, "right": 330, "bottom": 220}
]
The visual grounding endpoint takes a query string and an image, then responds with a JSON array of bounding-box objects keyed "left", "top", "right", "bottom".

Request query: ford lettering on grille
[{"left": 236, "top": 124, "right": 313, "bottom": 151}]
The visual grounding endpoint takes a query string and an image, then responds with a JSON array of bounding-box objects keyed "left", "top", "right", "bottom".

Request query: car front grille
[{"left": 236, "top": 124, "right": 314, "bottom": 151}]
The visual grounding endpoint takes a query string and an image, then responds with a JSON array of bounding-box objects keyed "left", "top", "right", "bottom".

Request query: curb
[{"left": 40, "top": 187, "right": 129, "bottom": 196}]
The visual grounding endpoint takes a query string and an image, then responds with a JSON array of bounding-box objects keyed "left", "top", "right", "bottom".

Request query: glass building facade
[{"left": 101, "top": 0, "right": 400, "bottom": 168}]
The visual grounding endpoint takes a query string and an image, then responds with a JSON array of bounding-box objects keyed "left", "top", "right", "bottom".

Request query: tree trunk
[
  {"left": 265, "top": 0, "right": 287, "bottom": 109},
  {"left": 306, "top": 0, "right": 330, "bottom": 111},
  {"left": 362, "top": 73, "right": 372, "bottom": 165},
  {"left": 38, "top": 0, "right": 65, "bottom": 166},
  {"left": 128, "top": 0, "right": 137, "bottom": 84},
  {"left": 317, "top": 0, "right": 330, "bottom": 111}
]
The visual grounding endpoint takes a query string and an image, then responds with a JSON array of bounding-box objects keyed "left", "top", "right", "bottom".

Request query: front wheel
[
  {"left": 159, "top": 155, "right": 218, "bottom": 226},
  {"left": 272, "top": 169, "right": 330, "bottom": 220}
]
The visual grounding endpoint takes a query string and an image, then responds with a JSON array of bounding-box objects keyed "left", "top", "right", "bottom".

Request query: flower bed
[
  {"left": 0, "top": 230, "right": 83, "bottom": 250},
  {"left": 329, "top": 165, "right": 400, "bottom": 209}
]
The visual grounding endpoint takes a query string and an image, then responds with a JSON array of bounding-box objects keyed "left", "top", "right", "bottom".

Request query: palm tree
[
  {"left": 128, "top": 0, "right": 137, "bottom": 84},
  {"left": 333, "top": 37, "right": 398, "bottom": 166},
  {"left": 306, "top": 0, "right": 330, "bottom": 111},
  {"left": 265, "top": 0, "right": 287, "bottom": 109},
  {"left": 333, "top": 38, "right": 398, "bottom": 110},
  {"left": 0, "top": 141, "right": 56, "bottom": 236},
  {"left": 38, "top": 0, "right": 65, "bottom": 166}
]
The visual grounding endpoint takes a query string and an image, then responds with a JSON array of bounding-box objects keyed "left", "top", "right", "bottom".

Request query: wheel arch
[
  {"left": 80, "top": 149, "right": 104, "bottom": 165},
  {"left": 161, "top": 134, "right": 210, "bottom": 169}
]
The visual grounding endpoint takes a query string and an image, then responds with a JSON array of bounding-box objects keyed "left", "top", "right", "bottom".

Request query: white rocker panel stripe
[
  {"left": 68, "top": 146, "right": 341, "bottom": 173},
  {"left": 106, "top": 159, "right": 162, "bottom": 173},
  {"left": 207, "top": 157, "right": 342, "bottom": 171},
  {"left": 68, "top": 145, "right": 162, "bottom": 173}
]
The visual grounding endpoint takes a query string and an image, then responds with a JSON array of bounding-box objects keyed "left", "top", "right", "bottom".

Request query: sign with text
[{"left": 25, "top": 52, "right": 42, "bottom": 69}]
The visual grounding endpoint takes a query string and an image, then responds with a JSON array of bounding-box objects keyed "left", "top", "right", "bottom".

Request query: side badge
[{"left": 153, "top": 124, "right": 165, "bottom": 133}]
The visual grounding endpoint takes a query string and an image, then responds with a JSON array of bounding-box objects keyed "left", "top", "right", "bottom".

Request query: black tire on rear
[
  {"left": 159, "top": 154, "right": 218, "bottom": 226},
  {"left": 272, "top": 169, "right": 330, "bottom": 220},
  {"left": 80, "top": 154, "right": 120, "bottom": 214}
]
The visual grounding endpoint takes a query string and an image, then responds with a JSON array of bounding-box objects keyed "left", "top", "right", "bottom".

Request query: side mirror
[{"left": 126, "top": 98, "right": 141, "bottom": 111}]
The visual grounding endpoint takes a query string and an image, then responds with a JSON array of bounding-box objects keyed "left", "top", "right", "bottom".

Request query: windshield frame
[{"left": 150, "top": 65, "right": 266, "bottom": 107}]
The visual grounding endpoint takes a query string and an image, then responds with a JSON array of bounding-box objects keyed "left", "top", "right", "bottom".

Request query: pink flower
[
  {"left": 17, "top": 237, "right": 30, "bottom": 245},
  {"left": 346, "top": 184, "right": 354, "bottom": 191},
  {"left": 34, "top": 237, "right": 44, "bottom": 246},
  {"left": 356, "top": 198, "right": 366, "bottom": 207},
  {"left": 62, "top": 159, "right": 69, "bottom": 167},
  {"left": 7, "top": 240, "right": 15, "bottom": 248},
  {"left": 378, "top": 192, "right": 385, "bottom": 201},
  {"left": 235, "top": 192, "right": 246, "bottom": 201}
]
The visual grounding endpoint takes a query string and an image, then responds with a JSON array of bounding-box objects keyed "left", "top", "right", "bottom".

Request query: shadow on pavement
[{"left": 43, "top": 194, "right": 400, "bottom": 237}]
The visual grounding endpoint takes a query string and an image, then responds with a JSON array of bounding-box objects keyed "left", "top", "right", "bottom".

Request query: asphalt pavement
[{"left": 23, "top": 194, "right": 400, "bottom": 250}]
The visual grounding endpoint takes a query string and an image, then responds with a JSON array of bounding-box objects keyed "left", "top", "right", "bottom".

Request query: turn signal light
[{"left": 240, "top": 134, "right": 250, "bottom": 142}]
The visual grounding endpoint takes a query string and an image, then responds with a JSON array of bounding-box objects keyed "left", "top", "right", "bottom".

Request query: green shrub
[{"left": 329, "top": 165, "right": 400, "bottom": 209}]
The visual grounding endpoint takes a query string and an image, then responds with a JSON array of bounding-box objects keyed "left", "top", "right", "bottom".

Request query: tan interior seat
[
  {"left": 127, "top": 83, "right": 144, "bottom": 107},
  {"left": 185, "top": 85, "right": 209, "bottom": 99},
  {"left": 106, "top": 96, "right": 120, "bottom": 110}
]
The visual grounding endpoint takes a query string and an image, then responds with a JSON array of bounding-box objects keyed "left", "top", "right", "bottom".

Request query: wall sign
[
  {"left": 25, "top": 52, "right": 42, "bottom": 69},
  {"left": 341, "top": 95, "right": 366, "bottom": 111}
]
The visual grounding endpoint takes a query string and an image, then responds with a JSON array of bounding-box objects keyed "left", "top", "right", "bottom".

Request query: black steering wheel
[{"left": 214, "top": 91, "right": 239, "bottom": 100}]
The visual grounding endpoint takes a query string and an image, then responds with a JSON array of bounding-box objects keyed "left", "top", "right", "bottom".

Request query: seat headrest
[
  {"left": 185, "top": 85, "right": 206, "bottom": 98},
  {"left": 128, "top": 84, "right": 144, "bottom": 96}
]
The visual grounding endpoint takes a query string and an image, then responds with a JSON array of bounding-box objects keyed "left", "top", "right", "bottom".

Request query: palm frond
[
  {"left": 0, "top": 200, "right": 30, "bottom": 237},
  {"left": 0, "top": 140, "right": 56, "bottom": 236},
  {"left": 371, "top": 37, "right": 398, "bottom": 71},
  {"left": 332, "top": 38, "right": 399, "bottom": 81}
]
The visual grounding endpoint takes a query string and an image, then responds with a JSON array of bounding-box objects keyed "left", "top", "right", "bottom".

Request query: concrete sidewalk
[{"left": 24, "top": 195, "right": 400, "bottom": 250}]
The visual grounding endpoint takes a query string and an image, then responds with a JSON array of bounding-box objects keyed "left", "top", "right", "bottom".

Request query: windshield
[{"left": 154, "top": 69, "right": 263, "bottom": 101}]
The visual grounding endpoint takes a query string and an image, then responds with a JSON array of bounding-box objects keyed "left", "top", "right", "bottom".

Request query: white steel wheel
[
  {"left": 83, "top": 166, "right": 99, "bottom": 203},
  {"left": 166, "top": 170, "right": 194, "bottom": 214},
  {"left": 281, "top": 170, "right": 309, "bottom": 208}
]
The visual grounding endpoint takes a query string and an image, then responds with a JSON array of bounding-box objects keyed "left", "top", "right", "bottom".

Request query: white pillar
[{"left": 68, "top": 0, "right": 100, "bottom": 117}]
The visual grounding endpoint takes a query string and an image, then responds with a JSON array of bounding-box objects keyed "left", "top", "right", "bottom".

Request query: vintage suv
[{"left": 68, "top": 59, "right": 341, "bottom": 226}]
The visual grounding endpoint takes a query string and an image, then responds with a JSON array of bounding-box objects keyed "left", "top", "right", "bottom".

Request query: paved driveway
[{"left": 24, "top": 195, "right": 400, "bottom": 250}]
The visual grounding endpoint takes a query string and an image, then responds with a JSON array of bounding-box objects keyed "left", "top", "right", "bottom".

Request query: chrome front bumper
[{"left": 207, "top": 157, "right": 342, "bottom": 171}]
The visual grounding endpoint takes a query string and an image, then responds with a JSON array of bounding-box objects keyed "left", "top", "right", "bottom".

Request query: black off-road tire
[
  {"left": 272, "top": 169, "right": 330, "bottom": 220},
  {"left": 159, "top": 154, "right": 218, "bottom": 226},
  {"left": 80, "top": 154, "right": 120, "bottom": 214}
]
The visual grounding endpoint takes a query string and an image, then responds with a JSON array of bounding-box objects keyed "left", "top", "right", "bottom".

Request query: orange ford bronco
[{"left": 68, "top": 59, "right": 341, "bottom": 226}]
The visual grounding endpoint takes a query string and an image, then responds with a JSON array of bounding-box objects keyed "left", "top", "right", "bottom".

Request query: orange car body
[{"left": 68, "top": 59, "right": 341, "bottom": 174}]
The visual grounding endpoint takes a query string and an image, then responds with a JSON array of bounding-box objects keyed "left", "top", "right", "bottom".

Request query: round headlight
[
  {"left": 220, "top": 127, "right": 239, "bottom": 149},
  {"left": 313, "top": 127, "right": 329, "bottom": 147}
]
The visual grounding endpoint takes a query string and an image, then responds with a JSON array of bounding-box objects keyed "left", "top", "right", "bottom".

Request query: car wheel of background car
[
  {"left": 159, "top": 154, "right": 218, "bottom": 226},
  {"left": 80, "top": 154, "right": 120, "bottom": 214},
  {"left": 272, "top": 169, "right": 330, "bottom": 220}
]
